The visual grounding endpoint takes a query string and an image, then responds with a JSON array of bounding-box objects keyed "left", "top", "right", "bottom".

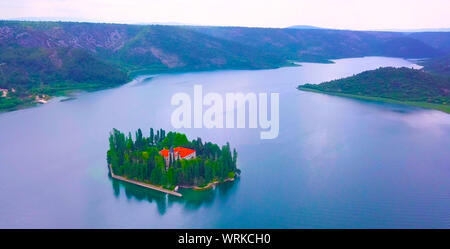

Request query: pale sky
[{"left": 1, "top": 0, "right": 449, "bottom": 30}]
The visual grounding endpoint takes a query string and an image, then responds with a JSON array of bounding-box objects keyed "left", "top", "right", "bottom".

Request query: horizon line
[{"left": 2, "top": 18, "right": 450, "bottom": 33}]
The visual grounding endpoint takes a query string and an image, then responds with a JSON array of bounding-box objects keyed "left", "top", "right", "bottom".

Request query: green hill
[
  {"left": 189, "top": 26, "right": 445, "bottom": 61},
  {"left": 421, "top": 55, "right": 450, "bottom": 76},
  {"left": 298, "top": 67, "right": 450, "bottom": 113},
  {"left": 1, "top": 20, "right": 450, "bottom": 111}
]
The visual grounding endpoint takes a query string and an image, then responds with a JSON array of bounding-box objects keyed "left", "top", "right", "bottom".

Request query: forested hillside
[
  {"left": 1, "top": 20, "right": 449, "bottom": 111},
  {"left": 421, "top": 55, "right": 450, "bottom": 76},
  {"left": 298, "top": 67, "right": 450, "bottom": 113}
]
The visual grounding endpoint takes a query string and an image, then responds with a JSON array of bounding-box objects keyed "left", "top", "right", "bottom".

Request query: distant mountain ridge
[
  {"left": 1, "top": 20, "right": 450, "bottom": 111},
  {"left": 372, "top": 28, "right": 450, "bottom": 33},
  {"left": 286, "top": 25, "right": 324, "bottom": 30},
  {"left": 188, "top": 26, "right": 447, "bottom": 60}
]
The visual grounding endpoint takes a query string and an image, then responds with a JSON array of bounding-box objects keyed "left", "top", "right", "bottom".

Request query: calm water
[{"left": 0, "top": 57, "right": 449, "bottom": 228}]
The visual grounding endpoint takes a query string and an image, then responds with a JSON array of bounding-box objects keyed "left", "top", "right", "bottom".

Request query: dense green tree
[
  {"left": 107, "top": 128, "right": 240, "bottom": 189},
  {"left": 149, "top": 128, "right": 154, "bottom": 145},
  {"left": 135, "top": 128, "right": 143, "bottom": 150}
]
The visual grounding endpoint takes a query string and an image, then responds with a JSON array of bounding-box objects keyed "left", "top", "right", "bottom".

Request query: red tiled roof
[
  {"left": 174, "top": 147, "right": 196, "bottom": 158},
  {"left": 160, "top": 149, "right": 169, "bottom": 157},
  {"left": 159, "top": 147, "right": 195, "bottom": 158}
]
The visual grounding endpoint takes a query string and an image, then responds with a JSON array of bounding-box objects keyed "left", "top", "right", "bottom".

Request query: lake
[{"left": 0, "top": 57, "right": 449, "bottom": 228}]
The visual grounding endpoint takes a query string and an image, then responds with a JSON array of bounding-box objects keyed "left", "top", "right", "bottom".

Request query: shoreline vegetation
[
  {"left": 0, "top": 82, "right": 126, "bottom": 112},
  {"left": 2, "top": 20, "right": 449, "bottom": 112},
  {"left": 109, "top": 163, "right": 235, "bottom": 196},
  {"left": 179, "top": 177, "right": 235, "bottom": 191},
  {"left": 109, "top": 164, "right": 182, "bottom": 197},
  {"left": 298, "top": 67, "right": 450, "bottom": 114},
  {"left": 107, "top": 128, "right": 240, "bottom": 196},
  {"left": 0, "top": 60, "right": 301, "bottom": 113},
  {"left": 0, "top": 63, "right": 299, "bottom": 113},
  {"left": 298, "top": 87, "right": 450, "bottom": 113}
]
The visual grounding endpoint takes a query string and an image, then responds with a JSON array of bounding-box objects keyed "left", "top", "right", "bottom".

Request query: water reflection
[
  {"left": 2, "top": 57, "right": 448, "bottom": 228},
  {"left": 109, "top": 173, "right": 240, "bottom": 215}
]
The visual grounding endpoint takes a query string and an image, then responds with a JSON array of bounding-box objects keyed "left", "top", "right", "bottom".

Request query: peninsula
[
  {"left": 107, "top": 128, "right": 240, "bottom": 196},
  {"left": 298, "top": 67, "right": 450, "bottom": 113}
]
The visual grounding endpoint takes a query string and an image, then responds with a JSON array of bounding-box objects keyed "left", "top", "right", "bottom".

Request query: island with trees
[
  {"left": 298, "top": 67, "right": 450, "bottom": 113},
  {"left": 106, "top": 128, "right": 240, "bottom": 196}
]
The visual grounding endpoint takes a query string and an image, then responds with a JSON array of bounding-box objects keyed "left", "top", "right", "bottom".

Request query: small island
[{"left": 107, "top": 128, "right": 240, "bottom": 197}]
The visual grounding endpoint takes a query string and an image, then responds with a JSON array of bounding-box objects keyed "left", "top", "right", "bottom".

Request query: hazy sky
[{"left": 1, "top": 0, "right": 449, "bottom": 30}]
